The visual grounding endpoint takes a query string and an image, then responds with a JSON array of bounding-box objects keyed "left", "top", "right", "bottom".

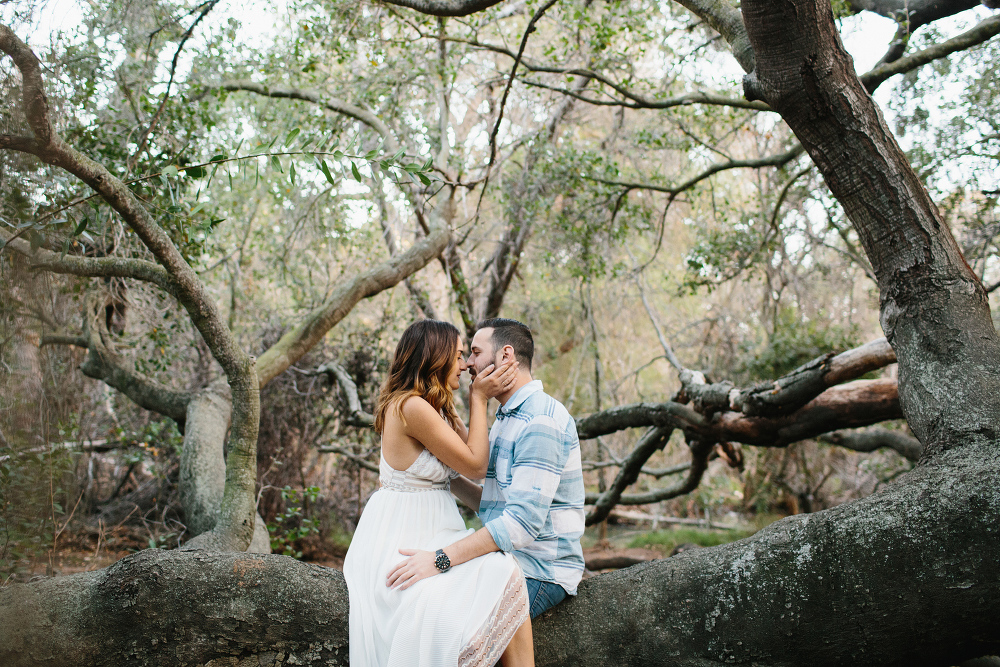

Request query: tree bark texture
[
  {"left": 3, "top": 446, "right": 999, "bottom": 666},
  {"left": 740, "top": 0, "right": 1000, "bottom": 456}
]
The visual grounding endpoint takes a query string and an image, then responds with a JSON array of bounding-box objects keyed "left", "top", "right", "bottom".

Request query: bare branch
[
  {"left": 590, "top": 144, "right": 806, "bottom": 196},
  {"left": 219, "top": 81, "right": 399, "bottom": 153},
  {"left": 40, "top": 333, "right": 88, "bottom": 347},
  {"left": 672, "top": 0, "right": 756, "bottom": 73},
  {"left": 586, "top": 434, "right": 712, "bottom": 525},
  {"left": 1, "top": 228, "right": 178, "bottom": 294},
  {"left": 301, "top": 362, "right": 374, "bottom": 428},
  {"left": 76, "top": 296, "right": 192, "bottom": 426},
  {"left": 860, "top": 13, "right": 1000, "bottom": 92},
  {"left": 378, "top": 0, "right": 507, "bottom": 16},
  {"left": 819, "top": 426, "right": 922, "bottom": 462},
  {"left": 255, "top": 194, "right": 453, "bottom": 387},
  {"left": 316, "top": 444, "right": 380, "bottom": 472},
  {"left": 679, "top": 337, "right": 896, "bottom": 417}
]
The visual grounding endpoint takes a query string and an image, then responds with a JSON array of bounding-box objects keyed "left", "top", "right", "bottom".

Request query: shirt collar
[{"left": 496, "top": 380, "right": 543, "bottom": 417}]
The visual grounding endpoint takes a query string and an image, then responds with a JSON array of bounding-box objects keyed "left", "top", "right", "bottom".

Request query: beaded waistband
[{"left": 379, "top": 478, "right": 450, "bottom": 493}]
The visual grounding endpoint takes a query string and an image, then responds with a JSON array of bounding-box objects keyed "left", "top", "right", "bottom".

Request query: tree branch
[
  {"left": 301, "top": 362, "right": 374, "bottom": 428},
  {"left": 590, "top": 144, "right": 806, "bottom": 196},
  {"left": 76, "top": 296, "right": 192, "bottom": 426},
  {"left": 680, "top": 337, "right": 897, "bottom": 417},
  {"left": 378, "top": 0, "right": 507, "bottom": 16},
  {"left": 219, "top": 81, "right": 399, "bottom": 153},
  {"left": 819, "top": 426, "right": 922, "bottom": 462},
  {"left": 255, "top": 194, "right": 453, "bottom": 387},
  {"left": 0, "top": 228, "right": 178, "bottom": 295},
  {"left": 860, "top": 13, "right": 1000, "bottom": 92}
]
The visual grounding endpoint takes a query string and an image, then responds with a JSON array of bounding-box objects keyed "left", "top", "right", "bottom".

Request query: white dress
[{"left": 344, "top": 448, "right": 528, "bottom": 667}]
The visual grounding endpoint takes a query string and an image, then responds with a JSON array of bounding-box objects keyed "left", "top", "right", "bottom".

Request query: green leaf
[
  {"left": 73, "top": 215, "right": 89, "bottom": 236},
  {"left": 333, "top": 150, "right": 344, "bottom": 160},
  {"left": 417, "top": 172, "right": 432, "bottom": 185},
  {"left": 404, "top": 163, "right": 422, "bottom": 172},
  {"left": 393, "top": 149, "right": 406, "bottom": 161},
  {"left": 210, "top": 154, "right": 227, "bottom": 163},
  {"left": 190, "top": 203, "right": 206, "bottom": 216},
  {"left": 289, "top": 161, "right": 297, "bottom": 185},
  {"left": 270, "top": 155, "right": 283, "bottom": 173},
  {"left": 364, "top": 149, "right": 378, "bottom": 160},
  {"left": 319, "top": 160, "right": 336, "bottom": 185},
  {"left": 284, "top": 128, "right": 300, "bottom": 147},
  {"left": 184, "top": 165, "right": 207, "bottom": 178},
  {"left": 351, "top": 162, "right": 362, "bottom": 181},
  {"left": 162, "top": 165, "right": 179, "bottom": 178}
]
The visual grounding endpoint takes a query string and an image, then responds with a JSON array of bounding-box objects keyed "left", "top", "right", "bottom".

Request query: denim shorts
[{"left": 524, "top": 578, "right": 568, "bottom": 618}]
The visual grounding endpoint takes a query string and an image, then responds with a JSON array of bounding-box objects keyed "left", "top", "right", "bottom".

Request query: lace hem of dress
[{"left": 457, "top": 566, "right": 529, "bottom": 667}]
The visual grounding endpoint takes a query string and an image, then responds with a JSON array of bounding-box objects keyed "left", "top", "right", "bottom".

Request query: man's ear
[{"left": 500, "top": 345, "right": 515, "bottom": 364}]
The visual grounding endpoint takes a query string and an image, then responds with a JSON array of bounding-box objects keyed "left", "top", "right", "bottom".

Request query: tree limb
[
  {"left": 301, "top": 362, "right": 374, "bottom": 427},
  {"left": 0, "top": 228, "right": 178, "bottom": 295},
  {"left": 589, "top": 144, "right": 806, "bottom": 196},
  {"left": 859, "top": 13, "right": 1000, "bottom": 91},
  {"left": 819, "top": 426, "right": 922, "bottom": 462},
  {"left": 255, "top": 194, "right": 453, "bottom": 387},
  {"left": 218, "top": 81, "right": 399, "bottom": 153},
  {"left": 378, "top": 0, "right": 507, "bottom": 16},
  {"left": 75, "top": 296, "right": 192, "bottom": 426}
]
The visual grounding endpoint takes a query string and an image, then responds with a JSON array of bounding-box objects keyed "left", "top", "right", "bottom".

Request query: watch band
[{"left": 434, "top": 548, "right": 451, "bottom": 573}]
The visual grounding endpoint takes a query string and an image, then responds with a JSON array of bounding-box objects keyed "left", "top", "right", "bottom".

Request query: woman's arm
[
  {"left": 450, "top": 475, "right": 484, "bottom": 511},
  {"left": 401, "top": 361, "right": 517, "bottom": 479}
]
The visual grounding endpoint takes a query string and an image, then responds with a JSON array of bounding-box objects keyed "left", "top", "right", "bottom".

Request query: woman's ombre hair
[{"left": 374, "top": 320, "right": 462, "bottom": 434}]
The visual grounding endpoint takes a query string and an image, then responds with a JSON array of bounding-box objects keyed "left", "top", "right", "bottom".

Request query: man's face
[{"left": 467, "top": 328, "right": 500, "bottom": 379}]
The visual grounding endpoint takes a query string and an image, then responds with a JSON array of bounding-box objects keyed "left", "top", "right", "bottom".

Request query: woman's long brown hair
[{"left": 374, "top": 320, "right": 462, "bottom": 434}]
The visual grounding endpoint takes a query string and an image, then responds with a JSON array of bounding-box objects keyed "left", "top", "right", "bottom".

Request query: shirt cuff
[{"left": 485, "top": 517, "right": 514, "bottom": 553}]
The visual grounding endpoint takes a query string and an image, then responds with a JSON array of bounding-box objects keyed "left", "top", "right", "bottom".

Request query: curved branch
[
  {"left": 682, "top": 337, "right": 897, "bottom": 417},
  {"left": 255, "top": 194, "right": 453, "bottom": 387},
  {"left": 1, "top": 228, "right": 178, "bottom": 294},
  {"left": 378, "top": 0, "right": 507, "bottom": 16},
  {"left": 819, "top": 426, "right": 922, "bottom": 462},
  {"left": 589, "top": 144, "right": 806, "bottom": 196},
  {"left": 519, "top": 77, "right": 771, "bottom": 111},
  {"left": 303, "top": 361, "right": 375, "bottom": 427},
  {"left": 218, "top": 81, "right": 399, "bottom": 152},
  {"left": 860, "top": 13, "right": 1000, "bottom": 92},
  {"left": 76, "top": 297, "right": 192, "bottom": 426},
  {"left": 585, "top": 430, "right": 715, "bottom": 525}
]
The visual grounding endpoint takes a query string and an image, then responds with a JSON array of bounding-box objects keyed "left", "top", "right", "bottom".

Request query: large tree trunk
[
  {"left": 2, "top": 446, "right": 998, "bottom": 666},
  {"left": 180, "top": 385, "right": 270, "bottom": 553}
]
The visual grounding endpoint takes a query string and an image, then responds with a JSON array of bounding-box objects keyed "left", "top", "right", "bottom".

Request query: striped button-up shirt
[{"left": 479, "top": 380, "right": 585, "bottom": 595}]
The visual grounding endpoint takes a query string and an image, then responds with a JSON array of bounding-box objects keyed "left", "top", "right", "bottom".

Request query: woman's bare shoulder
[{"left": 399, "top": 395, "right": 436, "bottom": 420}]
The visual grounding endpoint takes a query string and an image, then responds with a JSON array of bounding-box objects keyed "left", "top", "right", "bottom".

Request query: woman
[{"left": 344, "top": 320, "right": 533, "bottom": 667}]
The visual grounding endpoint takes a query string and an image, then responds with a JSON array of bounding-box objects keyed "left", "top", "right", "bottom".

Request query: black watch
[{"left": 434, "top": 548, "right": 451, "bottom": 573}]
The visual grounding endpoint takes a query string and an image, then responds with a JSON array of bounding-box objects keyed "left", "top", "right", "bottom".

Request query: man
[{"left": 387, "top": 317, "right": 586, "bottom": 622}]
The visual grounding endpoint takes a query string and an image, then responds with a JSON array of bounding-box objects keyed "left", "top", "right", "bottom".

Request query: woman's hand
[
  {"left": 386, "top": 549, "right": 439, "bottom": 590},
  {"left": 470, "top": 360, "right": 519, "bottom": 401}
]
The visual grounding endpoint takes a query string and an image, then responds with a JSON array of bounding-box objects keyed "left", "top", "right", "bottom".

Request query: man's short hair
[{"left": 477, "top": 317, "right": 533, "bottom": 369}]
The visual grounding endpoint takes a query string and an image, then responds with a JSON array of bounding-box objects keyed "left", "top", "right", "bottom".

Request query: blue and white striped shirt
[{"left": 479, "top": 380, "right": 586, "bottom": 595}]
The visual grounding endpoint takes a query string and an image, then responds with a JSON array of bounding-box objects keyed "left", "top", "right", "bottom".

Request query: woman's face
[{"left": 447, "top": 336, "right": 468, "bottom": 390}]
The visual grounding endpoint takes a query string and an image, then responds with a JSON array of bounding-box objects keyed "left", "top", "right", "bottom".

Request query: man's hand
[{"left": 386, "top": 549, "right": 439, "bottom": 590}]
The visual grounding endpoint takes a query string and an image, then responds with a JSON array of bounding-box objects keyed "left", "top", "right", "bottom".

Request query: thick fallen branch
[{"left": 681, "top": 337, "right": 897, "bottom": 417}]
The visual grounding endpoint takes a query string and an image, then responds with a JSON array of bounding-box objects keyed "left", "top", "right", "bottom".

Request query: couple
[{"left": 343, "top": 318, "right": 585, "bottom": 666}]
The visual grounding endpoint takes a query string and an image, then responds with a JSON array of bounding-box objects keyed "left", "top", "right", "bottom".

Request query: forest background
[{"left": 0, "top": 0, "right": 998, "bottom": 663}]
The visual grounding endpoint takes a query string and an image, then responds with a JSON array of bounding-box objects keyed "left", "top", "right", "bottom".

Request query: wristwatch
[{"left": 434, "top": 549, "right": 451, "bottom": 573}]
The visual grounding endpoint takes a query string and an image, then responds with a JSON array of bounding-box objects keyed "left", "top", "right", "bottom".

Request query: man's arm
[
  {"left": 482, "top": 417, "right": 567, "bottom": 553},
  {"left": 386, "top": 527, "right": 499, "bottom": 590},
  {"left": 450, "top": 475, "right": 483, "bottom": 511}
]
